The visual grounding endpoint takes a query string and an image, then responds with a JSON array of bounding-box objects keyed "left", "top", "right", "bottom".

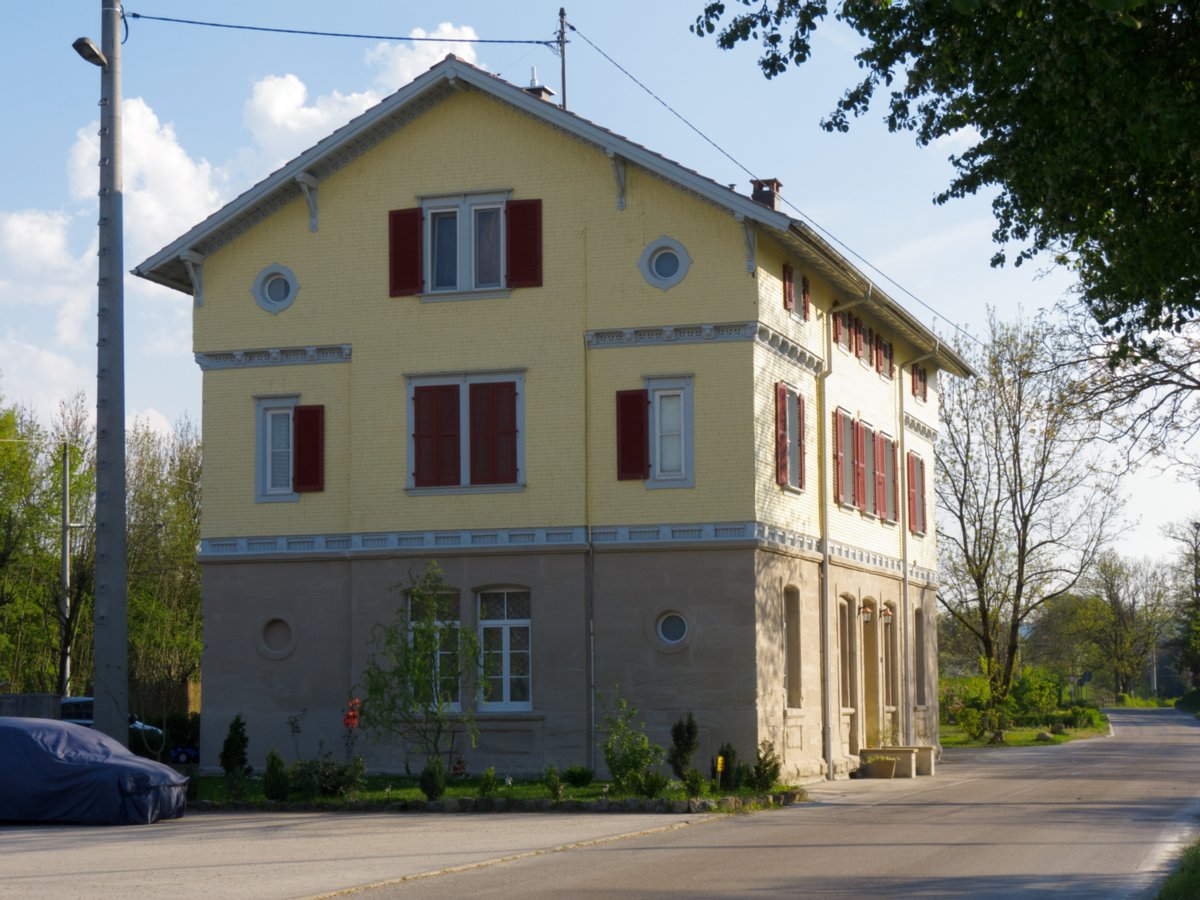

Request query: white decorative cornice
[
  {"left": 584, "top": 320, "right": 822, "bottom": 373},
  {"left": 754, "top": 323, "right": 823, "bottom": 373},
  {"left": 586, "top": 322, "right": 757, "bottom": 349},
  {"left": 904, "top": 412, "right": 938, "bottom": 441},
  {"left": 195, "top": 344, "right": 352, "bottom": 371}
]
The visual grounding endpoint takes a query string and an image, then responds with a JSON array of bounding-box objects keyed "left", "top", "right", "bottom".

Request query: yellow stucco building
[{"left": 137, "top": 56, "right": 972, "bottom": 781}]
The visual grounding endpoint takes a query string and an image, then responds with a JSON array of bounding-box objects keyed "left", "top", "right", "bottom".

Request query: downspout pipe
[{"left": 898, "top": 339, "right": 938, "bottom": 746}]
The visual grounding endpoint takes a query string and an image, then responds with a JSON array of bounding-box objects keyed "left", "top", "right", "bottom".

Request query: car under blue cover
[{"left": 0, "top": 717, "right": 188, "bottom": 825}]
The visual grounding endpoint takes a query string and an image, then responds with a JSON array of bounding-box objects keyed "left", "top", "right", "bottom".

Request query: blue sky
[{"left": 0, "top": 1, "right": 1190, "bottom": 556}]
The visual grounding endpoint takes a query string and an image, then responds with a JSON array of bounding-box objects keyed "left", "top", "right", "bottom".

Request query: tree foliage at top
[{"left": 692, "top": 1, "right": 1200, "bottom": 353}]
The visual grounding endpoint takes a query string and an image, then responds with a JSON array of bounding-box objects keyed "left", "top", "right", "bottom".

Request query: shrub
[
  {"left": 639, "top": 771, "right": 670, "bottom": 799},
  {"left": 264, "top": 750, "right": 289, "bottom": 801},
  {"left": 1010, "top": 667, "right": 1057, "bottom": 726},
  {"left": 419, "top": 758, "right": 447, "bottom": 801},
  {"left": 748, "top": 740, "right": 782, "bottom": 792},
  {"left": 478, "top": 766, "right": 498, "bottom": 798},
  {"left": 1176, "top": 689, "right": 1200, "bottom": 714},
  {"left": 543, "top": 765, "right": 565, "bottom": 800},
  {"left": 290, "top": 749, "right": 365, "bottom": 800},
  {"left": 683, "top": 768, "right": 706, "bottom": 798},
  {"left": 710, "top": 742, "right": 748, "bottom": 791},
  {"left": 219, "top": 714, "right": 249, "bottom": 777},
  {"left": 562, "top": 765, "right": 594, "bottom": 788},
  {"left": 668, "top": 711, "right": 699, "bottom": 779},
  {"left": 601, "top": 689, "right": 664, "bottom": 795}
]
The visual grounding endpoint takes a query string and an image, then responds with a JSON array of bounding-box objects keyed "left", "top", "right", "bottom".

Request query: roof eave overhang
[{"left": 133, "top": 57, "right": 792, "bottom": 294}]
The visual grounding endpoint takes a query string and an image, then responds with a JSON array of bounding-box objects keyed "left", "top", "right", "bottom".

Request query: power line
[
  {"left": 126, "top": 12, "right": 555, "bottom": 47},
  {"left": 566, "top": 20, "right": 982, "bottom": 348}
]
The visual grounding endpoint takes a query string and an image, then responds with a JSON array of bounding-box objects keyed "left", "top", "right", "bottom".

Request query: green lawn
[
  {"left": 940, "top": 720, "right": 1109, "bottom": 748},
  {"left": 1158, "top": 836, "right": 1200, "bottom": 899}
]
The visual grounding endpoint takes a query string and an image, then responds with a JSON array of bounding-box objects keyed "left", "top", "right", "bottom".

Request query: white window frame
[
  {"left": 405, "top": 370, "right": 526, "bottom": 494},
  {"left": 880, "top": 433, "right": 899, "bottom": 523},
  {"left": 255, "top": 396, "right": 300, "bottom": 503},
  {"left": 477, "top": 588, "right": 532, "bottom": 712},
  {"left": 646, "top": 375, "right": 694, "bottom": 489},
  {"left": 781, "top": 382, "right": 804, "bottom": 492},
  {"left": 420, "top": 191, "right": 511, "bottom": 299}
]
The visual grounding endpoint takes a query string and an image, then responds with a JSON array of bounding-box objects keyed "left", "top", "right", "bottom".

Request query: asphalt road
[{"left": 2, "top": 709, "right": 1197, "bottom": 899}]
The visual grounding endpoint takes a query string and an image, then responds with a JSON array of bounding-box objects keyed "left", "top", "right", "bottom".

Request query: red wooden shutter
[
  {"left": 798, "top": 396, "right": 806, "bottom": 489},
  {"left": 853, "top": 420, "right": 866, "bottom": 510},
  {"left": 907, "top": 452, "right": 919, "bottom": 532},
  {"left": 833, "top": 410, "right": 845, "bottom": 504},
  {"left": 782, "top": 264, "right": 795, "bottom": 312},
  {"left": 886, "top": 343, "right": 895, "bottom": 378},
  {"left": 891, "top": 442, "right": 899, "bottom": 522},
  {"left": 916, "top": 456, "right": 927, "bottom": 533},
  {"left": 413, "top": 385, "right": 460, "bottom": 486},
  {"left": 875, "top": 334, "right": 884, "bottom": 373},
  {"left": 775, "top": 382, "right": 789, "bottom": 486},
  {"left": 874, "top": 432, "right": 886, "bottom": 515},
  {"left": 470, "top": 382, "right": 518, "bottom": 484},
  {"left": 833, "top": 310, "right": 842, "bottom": 346},
  {"left": 616, "top": 389, "right": 649, "bottom": 480},
  {"left": 505, "top": 199, "right": 543, "bottom": 288},
  {"left": 389, "top": 208, "right": 423, "bottom": 297},
  {"left": 854, "top": 318, "right": 864, "bottom": 358},
  {"left": 801, "top": 276, "right": 811, "bottom": 321},
  {"left": 292, "top": 405, "right": 324, "bottom": 492}
]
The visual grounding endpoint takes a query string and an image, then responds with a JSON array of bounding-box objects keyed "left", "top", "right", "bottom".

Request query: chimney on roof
[
  {"left": 750, "top": 178, "right": 783, "bottom": 211},
  {"left": 524, "top": 66, "right": 557, "bottom": 102}
]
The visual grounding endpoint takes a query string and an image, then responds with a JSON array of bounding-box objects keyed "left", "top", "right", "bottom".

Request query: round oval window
[
  {"left": 652, "top": 249, "right": 680, "bottom": 279},
  {"left": 657, "top": 612, "right": 688, "bottom": 644},
  {"left": 264, "top": 274, "right": 291, "bottom": 304}
]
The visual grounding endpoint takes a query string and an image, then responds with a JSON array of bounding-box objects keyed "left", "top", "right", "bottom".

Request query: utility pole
[
  {"left": 559, "top": 8, "right": 567, "bottom": 111},
  {"left": 59, "top": 442, "right": 72, "bottom": 697},
  {"left": 74, "top": 0, "right": 129, "bottom": 743}
]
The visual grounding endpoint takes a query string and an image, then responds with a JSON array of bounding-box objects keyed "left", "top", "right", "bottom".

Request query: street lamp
[{"left": 74, "top": 0, "right": 128, "bottom": 744}]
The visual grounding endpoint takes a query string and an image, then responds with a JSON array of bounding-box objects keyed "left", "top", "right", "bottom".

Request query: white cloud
[
  {"left": 68, "top": 97, "right": 226, "bottom": 263},
  {"left": 932, "top": 125, "right": 982, "bottom": 152},
  {"left": 365, "top": 23, "right": 481, "bottom": 91},
  {"left": 127, "top": 406, "right": 173, "bottom": 436},
  {"left": 242, "top": 74, "right": 380, "bottom": 170},
  {"left": 0, "top": 334, "right": 93, "bottom": 416}
]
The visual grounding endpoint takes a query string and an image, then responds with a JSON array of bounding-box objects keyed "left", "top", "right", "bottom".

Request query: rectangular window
[
  {"left": 782, "top": 263, "right": 795, "bottom": 313},
  {"left": 838, "top": 600, "right": 853, "bottom": 709},
  {"left": 256, "top": 398, "right": 324, "bottom": 502},
  {"left": 409, "top": 374, "right": 523, "bottom": 490},
  {"left": 785, "top": 587, "right": 802, "bottom": 708},
  {"left": 478, "top": 589, "right": 532, "bottom": 711},
  {"left": 775, "top": 382, "right": 805, "bottom": 491},
  {"left": 388, "top": 194, "right": 542, "bottom": 297},
  {"left": 861, "top": 422, "right": 876, "bottom": 514},
  {"left": 615, "top": 377, "right": 694, "bottom": 488},
  {"left": 911, "top": 364, "right": 928, "bottom": 401},
  {"left": 907, "top": 451, "right": 927, "bottom": 535},
  {"left": 834, "top": 408, "right": 855, "bottom": 505},
  {"left": 875, "top": 433, "right": 899, "bottom": 522}
]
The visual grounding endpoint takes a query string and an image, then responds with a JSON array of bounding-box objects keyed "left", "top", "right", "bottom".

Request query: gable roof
[{"left": 133, "top": 55, "right": 973, "bottom": 378}]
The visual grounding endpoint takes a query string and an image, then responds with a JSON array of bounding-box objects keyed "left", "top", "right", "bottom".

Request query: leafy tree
[
  {"left": 1170, "top": 519, "right": 1200, "bottom": 688},
  {"left": 600, "top": 687, "right": 665, "bottom": 795},
  {"left": 1085, "top": 553, "right": 1170, "bottom": 697},
  {"left": 692, "top": 1, "right": 1200, "bottom": 353},
  {"left": 358, "top": 562, "right": 480, "bottom": 766},
  {"left": 937, "top": 312, "right": 1117, "bottom": 706},
  {"left": 1025, "top": 593, "right": 1107, "bottom": 703}
]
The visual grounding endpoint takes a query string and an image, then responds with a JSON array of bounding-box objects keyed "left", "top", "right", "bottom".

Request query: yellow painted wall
[{"left": 196, "top": 88, "right": 760, "bottom": 538}]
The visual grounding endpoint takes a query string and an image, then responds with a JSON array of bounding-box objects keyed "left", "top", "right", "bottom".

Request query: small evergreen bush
[
  {"left": 710, "top": 742, "right": 748, "bottom": 791},
  {"left": 419, "top": 758, "right": 448, "bottom": 801},
  {"left": 219, "top": 714, "right": 251, "bottom": 799},
  {"left": 638, "top": 771, "right": 670, "bottom": 799},
  {"left": 478, "top": 766, "right": 498, "bottom": 798},
  {"left": 543, "top": 765, "right": 565, "bottom": 800},
  {"left": 683, "top": 768, "right": 706, "bottom": 798},
  {"left": 601, "top": 690, "right": 664, "bottom": 795},
  {"left": 748, "top": 740, "right": 782, "bottom": 792},
  {"left": 668, "top": 711, "right": 699, "bottom": 779},
  {"left": 264, "top": 749, "right": 289, "bottom": 801},
  {"left": 562, "top": 765, "right": 594, "bottom": 787}
]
